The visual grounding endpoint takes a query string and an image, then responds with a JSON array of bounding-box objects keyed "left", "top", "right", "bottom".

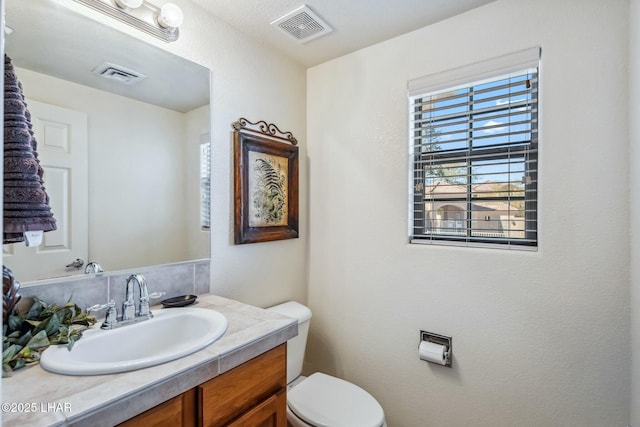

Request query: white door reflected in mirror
[{"left": 3, "top": 100, "right": 88, "bottom": 282}]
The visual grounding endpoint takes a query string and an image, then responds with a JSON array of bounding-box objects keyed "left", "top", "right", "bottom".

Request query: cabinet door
[
  {"left": 118, "top": 388, "right": 196, "bottom": 427},
  {"left": 227, "top": 391, "right": 286, "bottom": 427},
  {"left": 199, "top": 344, "right": 287, "bottom": 426}
]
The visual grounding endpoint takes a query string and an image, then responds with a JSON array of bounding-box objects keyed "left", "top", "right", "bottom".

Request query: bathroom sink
[{"left": 40, "top": 307, "right": 228, "bottom": 376}]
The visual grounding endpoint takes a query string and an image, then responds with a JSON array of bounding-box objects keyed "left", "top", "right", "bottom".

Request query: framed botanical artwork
[{"left": 232, "top": 118, "right": 299, "bottom": 244}]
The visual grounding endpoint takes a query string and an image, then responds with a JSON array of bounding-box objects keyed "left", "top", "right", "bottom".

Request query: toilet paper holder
[{"left": 420, "top": 330, "right": 452, "bottom": 368}]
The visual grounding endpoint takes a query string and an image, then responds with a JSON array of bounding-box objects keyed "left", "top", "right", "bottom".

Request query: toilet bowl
[{"left": 267, "top": 301, "right": 386, "bottom": 427}]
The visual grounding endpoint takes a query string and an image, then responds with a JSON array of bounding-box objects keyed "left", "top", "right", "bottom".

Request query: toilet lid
[{"left": 288, "top": 372, "right": 384, "bottom": 427}]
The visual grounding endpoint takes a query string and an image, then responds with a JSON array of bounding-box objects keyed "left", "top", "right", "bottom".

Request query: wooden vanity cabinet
[
  {"left": 198, "top": 343, "right": 287, "bottom": 427},
  {"left": 118, "top": 344, "right": 287, "bottom": 427},
  {"left": 118, "top": 388, "right": 197, "bottom": 427}
]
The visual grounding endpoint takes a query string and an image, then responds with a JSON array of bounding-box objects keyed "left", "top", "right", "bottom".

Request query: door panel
[{"left": 3, "top": 100, "right": 88, "bottom": 281}]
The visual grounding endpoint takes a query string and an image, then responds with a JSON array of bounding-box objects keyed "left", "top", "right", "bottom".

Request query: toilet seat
[{"left": 288, "top": 372, "right": 385, "bottom": 427}]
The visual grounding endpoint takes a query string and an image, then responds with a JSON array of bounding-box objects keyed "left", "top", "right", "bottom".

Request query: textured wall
[
  {"left": 306, "top": 0, "right": 630, "bottom": 425},
  {"left": 631, "top": 0, "right": 640, "bottom": 424}
]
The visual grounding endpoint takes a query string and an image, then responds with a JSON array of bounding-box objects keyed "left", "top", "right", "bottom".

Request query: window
[
  {"left": 200, "top": 134, "right": 211, "bottom": 230},
  {"left": 409, "top": 48, "right": 539, "bottom": 249}
]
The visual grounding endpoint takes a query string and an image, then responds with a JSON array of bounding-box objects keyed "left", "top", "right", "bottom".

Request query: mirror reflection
[{"left": 3, "top": 0, "right": 211, "bottom": 283}]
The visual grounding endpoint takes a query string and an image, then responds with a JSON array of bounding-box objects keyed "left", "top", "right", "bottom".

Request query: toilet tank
[{"left": 267, "top": 301, "right": 312, "bottom": 384}]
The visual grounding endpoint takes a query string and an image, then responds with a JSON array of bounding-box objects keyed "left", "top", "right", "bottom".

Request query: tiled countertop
[{"left": 1, "top": 294, "right": 297, "bottom": 427}]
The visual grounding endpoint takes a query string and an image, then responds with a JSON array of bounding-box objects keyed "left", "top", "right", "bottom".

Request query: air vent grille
[
  {"left": 271, "top": 5, "right": 332, "bottom": 43},
  {"left": 92, "top": 62, "right": 147, "bottom": 85}
]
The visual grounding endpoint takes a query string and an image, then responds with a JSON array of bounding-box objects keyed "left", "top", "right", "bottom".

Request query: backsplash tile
[
  {"left": 16, "top": 260, "right": 210, "bottom": 313},
  {"left": 194, "top": 262, "right": 210, "bottom": 295},
  {"left": 19, "top": 275, "right": 109, "bottom": 312}
]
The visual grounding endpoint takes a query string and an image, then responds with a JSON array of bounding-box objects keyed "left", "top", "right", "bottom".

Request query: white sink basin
[{"left": 40, "top": 307, "right": 228, "bottom": 376}]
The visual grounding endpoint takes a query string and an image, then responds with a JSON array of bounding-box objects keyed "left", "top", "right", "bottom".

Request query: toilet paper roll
[{"left": 419, "top": 341, "right": 448, "bottom": 365}]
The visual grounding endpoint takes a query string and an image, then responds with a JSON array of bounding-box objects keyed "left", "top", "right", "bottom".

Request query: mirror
[{"left": 3, "top": 0, "right": 211, "bottom": 284}]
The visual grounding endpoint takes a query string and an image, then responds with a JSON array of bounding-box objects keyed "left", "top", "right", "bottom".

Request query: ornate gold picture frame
[{"left": 232, "top": 118, "right": 299, "bottom": 244}]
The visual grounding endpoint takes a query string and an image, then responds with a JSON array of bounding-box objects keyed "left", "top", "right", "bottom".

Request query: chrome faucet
[
  {"left": 122, "top": 273, "right": 153, "bottom": 322},
  {"left": 84, "top": 262, "right": 103, "bottom": 274},
  {"left": 127, "top": 274, "right": 153, "bottom": 318},
  {"left": 87, "top": 274, "right": 165, "bottom": 330},
  {"left": 86, "top": 274, "right": 152, "bottom": 329}
]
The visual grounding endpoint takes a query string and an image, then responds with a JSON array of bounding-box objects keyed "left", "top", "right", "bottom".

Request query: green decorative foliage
[{"left": 2, "top": 297, "right": 96, "bottom": 376}]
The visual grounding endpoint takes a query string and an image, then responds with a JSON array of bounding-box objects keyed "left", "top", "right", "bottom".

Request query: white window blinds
[
  {"left": 200, "top": 135, "right": 211, "bottom": 230},
  {"left": 408, "top": 48, "right": 540, "bottom": 249}
]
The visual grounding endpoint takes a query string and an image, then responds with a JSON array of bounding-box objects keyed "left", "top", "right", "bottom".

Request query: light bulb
[
  {"left": 158, "top": 3, "right": 183, "bottom": 29},
  {"left": 114, "top": 0, "right": 144, "bottom": 9}
]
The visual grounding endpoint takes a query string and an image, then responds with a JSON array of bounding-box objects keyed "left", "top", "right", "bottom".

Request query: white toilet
[{"left": 267, "top": 301, "right": 387, "bottom": 427}]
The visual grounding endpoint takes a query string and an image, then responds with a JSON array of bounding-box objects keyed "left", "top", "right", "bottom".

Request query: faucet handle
[
  {"left": 86, "top": 303, "right": 106, "bottom": 313},
  {"left": 104, "top": 300, "right": 118, "bottom": 327},
  {"left": 87, "top": 300, "right": 118, "bottom": 330},
  {"left": 137, "top": 292, "right": 165, "bottom": 319},
  {"left": 148, "top": 291, "right": 166, "bottom": 300},
  {"left": 86, "top": 300, "right": 112, "bottom": 314},
  {"left": 98, "top": 300, "right": 118, "bottom": 330}
]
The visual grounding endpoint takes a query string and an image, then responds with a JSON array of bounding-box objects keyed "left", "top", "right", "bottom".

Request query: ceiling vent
[
  {"left": 271, "top": 5, "right": 332, "bottom": 44},
  {"left": 92, "top": 62, "right": 147, "bottom": 85}
]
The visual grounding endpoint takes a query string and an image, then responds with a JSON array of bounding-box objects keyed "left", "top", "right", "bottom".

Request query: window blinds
[
  {"left": 200, "top": 136, "right": 211, "bottom": 230},
  {"left": 408, "top": 48, "right": 539, "bottom": 249}
]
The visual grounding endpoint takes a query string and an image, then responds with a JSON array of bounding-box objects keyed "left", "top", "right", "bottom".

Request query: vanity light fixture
[
  {"left": 158, "top": 3, "right": 183, "bottom": 29},
  {"left": 72, "top": 0, "right": 183, "bottom": 42},
  {"left": 114, "top": 0, "right": 144, "bottom": 9}
]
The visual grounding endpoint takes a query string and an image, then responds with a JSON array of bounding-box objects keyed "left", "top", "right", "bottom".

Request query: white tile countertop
[{"left": 1, "top": 294, "right": 297, "bottom": 427}]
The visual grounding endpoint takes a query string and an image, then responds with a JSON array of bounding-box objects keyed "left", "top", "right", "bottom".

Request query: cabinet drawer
[
  {"left": 198, "top": 344, "right": 286, "bottom": 426},
  {"left": 118, "top": 388, "right": 196, "bottom": 427},
  {"left": 227, "top": 391, "right": 286, "bottom": 427}
]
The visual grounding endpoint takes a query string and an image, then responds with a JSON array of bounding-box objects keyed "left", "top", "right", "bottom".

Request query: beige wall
[
  {"left": 631, "top": 0, "right": 640, "bottom": 424},
  {"left": 184, "top": 104, "right": 212, "bottom": 261},
  {"left": 307, "top": 0, "right": 630, "bottom": 425}
]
